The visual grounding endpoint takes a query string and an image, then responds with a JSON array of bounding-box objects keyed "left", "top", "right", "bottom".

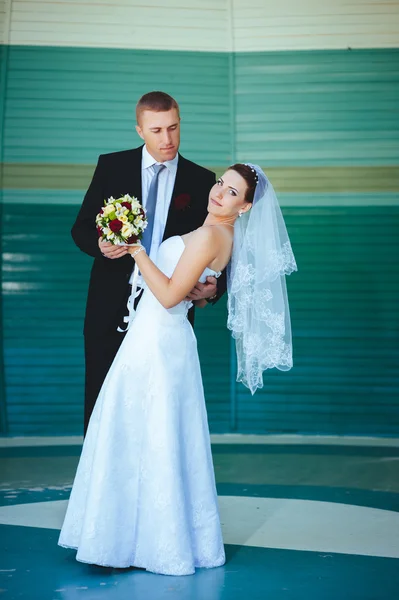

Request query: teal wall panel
[
  {"left": 1, "top": 45, "right": 399, "bottom": 436},
  {"left": 0, "top": 45, "right": 234, "bottom": 434},
  {"left": 4, "top": 46, "right": 232, "bottom": 165},
  {"left": 234, "top": 206, "right": 399, "bottom": 435},
  {"left": 233, "top": 48, "right": 399, "bottom": 435},
  {"left": 2, "top": 205, "right": 89, "bottom": 434},
  {"left": 2, "top": 203, "right": 398, "bottom": 436},
  {"left": 0, "top": 42, "right": 8, "bottom": 433},
  {"left": 1, "top": 204, "right": 232, "bottom": 435},
  {"left": 235, "top": 49, "right": 399, "bottom": 166}
]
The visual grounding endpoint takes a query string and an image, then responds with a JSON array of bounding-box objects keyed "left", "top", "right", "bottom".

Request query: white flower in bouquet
[
  {"left": 121, "top": 223, "right": 134, "bottom": 238},
  {"left": 103, "top": 204, "right": 114, "bottom": 217},
  {"left": 134, "top": 215, "right": 145, "bottom": 228}
]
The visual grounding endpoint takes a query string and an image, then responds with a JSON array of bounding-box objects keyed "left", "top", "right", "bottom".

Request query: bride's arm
[{"left": 129, "top": 228, "right": 221, "bottom": 309}]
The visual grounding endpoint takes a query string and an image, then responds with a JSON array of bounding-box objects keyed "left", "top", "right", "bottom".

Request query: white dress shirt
[{"left": 129, "top": 145, "right": 178, "bottom": 285}]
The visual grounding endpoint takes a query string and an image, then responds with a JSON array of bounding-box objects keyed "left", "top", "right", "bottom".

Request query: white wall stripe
[
  {"left": 9, "top": 0, "right": 229, "bottom": 51},
  {"left": 232, "top": 0, "right": 399, "bottom": 51},
  {"left": 0, "top": 0, "right": 11, "bottom": 44},
  {"left": 5, "top": 0, "right": 399, "bottom": 51}
]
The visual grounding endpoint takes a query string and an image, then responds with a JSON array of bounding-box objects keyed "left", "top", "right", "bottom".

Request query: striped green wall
[
  {"left": 3, "top": 47, "right": 231, "bottom": 164},
  {"left": 0, "top": 41, "right": 8, "bottom": 435},
  {"left": 1, "top": 46, "right": 398, "bottom": 435},
  {"left": 234, "top": 50, "right": 399, "bottom": 166},
  {"left": 236, "top": 206, "right": 399, "bottom": 434},
  {"left": 0, "top": 46, "right": 233, "bottom": 435},
  {"left": 232, "top": 49, "right": 399, "bottom": 434}
]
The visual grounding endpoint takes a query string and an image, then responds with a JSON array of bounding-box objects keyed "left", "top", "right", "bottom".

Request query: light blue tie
[{"left": 142, "top": 163, "right": 166, "bottom": 255}]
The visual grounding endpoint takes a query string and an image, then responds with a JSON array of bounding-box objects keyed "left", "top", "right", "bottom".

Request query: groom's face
[{"left": 136, "top": 108, "right": 180, "bottom": 163}]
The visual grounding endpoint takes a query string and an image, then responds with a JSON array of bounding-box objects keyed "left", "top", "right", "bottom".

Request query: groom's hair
[{"left": 136, "top": 91, "right": 180, "bottom": 123}]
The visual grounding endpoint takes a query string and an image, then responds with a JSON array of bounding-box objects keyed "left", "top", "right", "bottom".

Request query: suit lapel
[
  {"left": 163, "top": 154, "right": 192, "bottom": 241},
  {"left": 126, "top": 146, "right": 143, "bottom": 204}
]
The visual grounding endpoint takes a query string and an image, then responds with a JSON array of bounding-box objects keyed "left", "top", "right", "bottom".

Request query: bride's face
[{"left": 208, "top": 170, "right": 251, "bottom": 218}]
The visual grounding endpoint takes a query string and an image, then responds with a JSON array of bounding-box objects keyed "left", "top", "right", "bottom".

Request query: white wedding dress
[{"left": 58, "top": 235, "right": 226, "bottom": 576}]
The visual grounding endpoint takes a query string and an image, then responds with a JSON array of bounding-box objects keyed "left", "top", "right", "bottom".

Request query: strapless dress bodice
[{"left": 136, "top": 235, "right": 221, "bottom": 322}]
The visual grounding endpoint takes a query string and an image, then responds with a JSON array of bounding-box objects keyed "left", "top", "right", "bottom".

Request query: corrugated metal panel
[
  {"left": 0, "top": 45, "right": 233, "bottom": 435},
  {"left": 5, "top": 205, "right": 397, "bottom": 435},
  {"left": 1, "top": 204, "right": 231, "bottom": 435},
  {"left": 0, "top": 3, "right": 11, "bottom": 433},
  {"left": 9, "top": 0, "right": 228, "bottom": 51},
  {"left": 1, "top": 44, "right": 398, "bottom": 435},
  {"left": 4, "top": 46, "right": 232, "bottom": 164},
  {"left": 197, "top": 300, "right": 231, "bottom": 432},
  {"left": 2, "top": 205, "right": 89, "bottom": 434},
  {"left": 232, "top": 0, "right": 399, "bottom": 51},
  {"left": 235, "top": 49, "right": 399, "bottom": 166},
  {"left": 233, "top": 49, "right": 399, "bottom": 434},
  {"left": 234, "top": 206, "right": 399, "bottom": 435}
]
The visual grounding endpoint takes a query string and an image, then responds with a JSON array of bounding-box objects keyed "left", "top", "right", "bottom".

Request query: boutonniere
[{"left": 173, "top": 193, "right": 191, "bottom": 211}]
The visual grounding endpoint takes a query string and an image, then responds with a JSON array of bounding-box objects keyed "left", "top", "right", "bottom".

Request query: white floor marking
[
  {"left": 218, "top": 496, "right": 399, "bottom": 559},
  {"left": 0, "top": 497, "right": 398, "bottom": 559}
]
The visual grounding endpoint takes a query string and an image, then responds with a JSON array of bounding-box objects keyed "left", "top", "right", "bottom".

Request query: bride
[{"left": 58, "top": 163, "right": 297, "bottom": 576}]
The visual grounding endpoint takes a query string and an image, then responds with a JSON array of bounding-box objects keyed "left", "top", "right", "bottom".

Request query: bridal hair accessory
[
  {"left": 245, "top": 164, "right": 259, "bottom": 184},
  {"left": 227, "top": 163, "right": 297, "bottom": 394}
]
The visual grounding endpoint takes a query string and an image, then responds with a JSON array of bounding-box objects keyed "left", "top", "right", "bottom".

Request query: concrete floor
[{"left": 1, "top": 435, "right": 399, "bottom": 599}]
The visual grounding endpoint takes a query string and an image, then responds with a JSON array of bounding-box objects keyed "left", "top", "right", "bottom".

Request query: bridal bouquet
[
  {"left": 96, "top": 195, "right": 146, "bottom": 332},
  {"left": 96, "top": 194, "right": 147, "bottom": 245}
]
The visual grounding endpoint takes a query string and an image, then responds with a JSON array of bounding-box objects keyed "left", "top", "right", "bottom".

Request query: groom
[{"left": 72, "top": 91, "right": 226, "bottom": 435}]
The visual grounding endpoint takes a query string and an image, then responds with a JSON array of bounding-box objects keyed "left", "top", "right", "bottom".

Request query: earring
[{"left": 238, "top": 210, "right": 243, "bottom": 217}]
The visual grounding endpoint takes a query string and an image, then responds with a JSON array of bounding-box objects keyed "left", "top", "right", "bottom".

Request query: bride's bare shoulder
[
  {"left": 185, "top": 225, "right": 221, "bottom": 247},
  {"left": 187, "top": 225, "right": 228, "bottom": 244}
]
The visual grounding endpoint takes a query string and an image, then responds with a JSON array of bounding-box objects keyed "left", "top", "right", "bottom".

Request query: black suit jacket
[{"left": 71, "top": 146, "right": 226, "bottom": 338}]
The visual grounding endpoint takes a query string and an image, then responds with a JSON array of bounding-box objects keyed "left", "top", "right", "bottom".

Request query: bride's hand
[{"left": 127, "top": 243, "right": 143, "bottom": 255}]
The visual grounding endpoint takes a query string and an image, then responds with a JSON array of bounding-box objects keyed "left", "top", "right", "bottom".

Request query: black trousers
[
  {"left": 82, "top": 288, "right": 145, "bottom": 436},
  {"left": 83, "top": 329, "right": 126, "bottom": 436}
]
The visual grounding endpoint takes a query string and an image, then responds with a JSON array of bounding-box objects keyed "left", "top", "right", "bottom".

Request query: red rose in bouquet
[
  {"left": 109, "top": 219, "right": 123, "bottom": 233},
  {"left": 126, "top": 234, "right": 139, "bottom": 244}
]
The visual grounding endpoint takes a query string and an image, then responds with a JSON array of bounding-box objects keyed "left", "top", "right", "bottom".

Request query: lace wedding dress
[{"left": 58, "top": 236, "right": 226, "bottom": 576}]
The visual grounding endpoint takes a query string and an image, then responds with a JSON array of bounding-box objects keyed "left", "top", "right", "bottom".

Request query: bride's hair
[{"left": 228, "top": 164, "right": 258, "bottom": 203}]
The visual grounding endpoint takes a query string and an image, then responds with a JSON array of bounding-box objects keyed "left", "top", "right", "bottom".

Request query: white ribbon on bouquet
[{"left": 116, "top": 245, "right": 143, "bottom": 333}]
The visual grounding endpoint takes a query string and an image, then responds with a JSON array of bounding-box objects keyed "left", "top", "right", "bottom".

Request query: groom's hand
[
  {"left": 98, "top": 238, "right": 129, "bottom": 259},
  {"left": 185, "top": 276, "right": 217, "bottom": 302}
]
